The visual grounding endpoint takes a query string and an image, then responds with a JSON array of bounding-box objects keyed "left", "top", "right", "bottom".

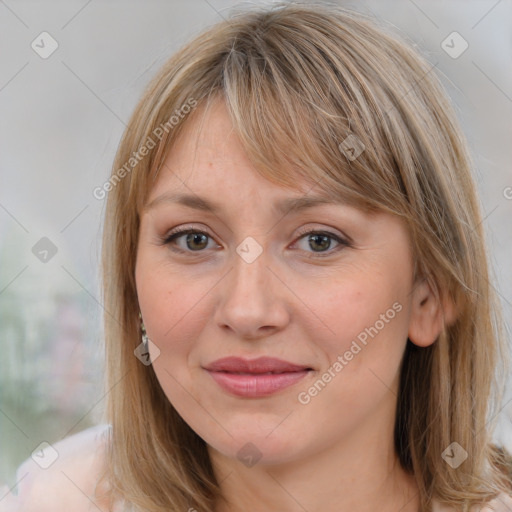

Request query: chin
[{"left": 203, "top": 426, "right": 307, "bottom": 467}]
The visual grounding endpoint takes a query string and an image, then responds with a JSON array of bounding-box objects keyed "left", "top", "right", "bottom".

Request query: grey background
[{"left": 1, "top": 0, "right": 511, "bottom": 489}]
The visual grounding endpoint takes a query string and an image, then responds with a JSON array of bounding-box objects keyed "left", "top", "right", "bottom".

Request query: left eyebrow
[{"left": 143, "top": 192, "right": 341, "bottom": 215}]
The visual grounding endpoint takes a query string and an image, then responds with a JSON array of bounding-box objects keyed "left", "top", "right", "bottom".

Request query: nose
[{"left": 213, "top": 243, "right": 290, "bottom": 341}]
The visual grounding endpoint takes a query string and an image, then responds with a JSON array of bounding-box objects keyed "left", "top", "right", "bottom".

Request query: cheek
[
  {"left": 293, "top": 277, "right": 409, "bottom": 438},
  {"left": 136, "top": 262, "right": 216, "bottom": 435},
  {"left": 299, "top": 267, "right": 411, "bottom": 404},
  {"left": 307, "top": 270, "right": 408, "bottom": 347},
  {"left": 135, "top": 254, "right": 206, "bottom": 350}
]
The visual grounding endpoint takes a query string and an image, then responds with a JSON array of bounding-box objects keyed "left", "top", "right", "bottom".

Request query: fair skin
[{"left": 135, "top": 99, "right": 446, "bottom": 512}]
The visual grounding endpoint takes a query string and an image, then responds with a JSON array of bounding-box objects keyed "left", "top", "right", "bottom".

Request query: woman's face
[{"left": 135, "top": 99, "right": 425, "bottom": 467}]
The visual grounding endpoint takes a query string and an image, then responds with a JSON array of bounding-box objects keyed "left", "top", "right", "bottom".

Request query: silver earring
[{"left": 139, "top": 312, "right": 149, "bottom": 350}]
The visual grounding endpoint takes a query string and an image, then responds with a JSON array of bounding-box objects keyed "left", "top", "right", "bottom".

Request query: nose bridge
[
  {"left": 214, "top": 236, "right": 288, "bottom": 337},
  {"left": 230, "top": 236, "right": 271, "bottom": 300}
]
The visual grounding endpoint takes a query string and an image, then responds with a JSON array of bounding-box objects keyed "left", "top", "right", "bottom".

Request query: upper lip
[{"left": 203, "top": 356, "right": 312, "bottom": 374}]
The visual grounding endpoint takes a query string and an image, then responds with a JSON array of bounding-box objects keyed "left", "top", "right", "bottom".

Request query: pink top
[{"left": 1, "top": 424, "right": 511, "bottom": 512}]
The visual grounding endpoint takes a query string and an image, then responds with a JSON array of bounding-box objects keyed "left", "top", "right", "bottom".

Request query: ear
[{"left": 408, "top": 276, "right": 457, "bottom": 347}]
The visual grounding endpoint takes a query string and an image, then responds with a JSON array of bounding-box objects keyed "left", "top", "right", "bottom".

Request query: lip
[{"left": 203, "top": 357, "right": 313, "bottom": 398}]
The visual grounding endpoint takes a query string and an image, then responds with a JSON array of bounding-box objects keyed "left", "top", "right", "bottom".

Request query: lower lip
[{"left": 206, "top": 370, "right": 311, "bottom": 398}]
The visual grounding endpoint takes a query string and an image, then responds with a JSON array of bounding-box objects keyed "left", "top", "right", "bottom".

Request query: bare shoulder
[
  {"left": 4, "top": 424, "right": 113, "bottom": 512},
  {"left": 433, "top": 493, "right": 512, "bottom": 512},
  {"left": 480, "top": 493, "right": 512, "bottom": 511}
]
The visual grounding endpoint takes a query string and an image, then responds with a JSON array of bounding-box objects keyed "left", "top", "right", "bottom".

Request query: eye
[
  {"left": 293, "top": 227, "right": 350, "bottom": 257},
  {"left": 161, "top": 227, "right": 218, "bottom": 254},
  {"left": 296, "top": 228, "right": 350, "bottom": 257},
  {"left": 159, "top": 226, "right": 351, "bottom": 257}
]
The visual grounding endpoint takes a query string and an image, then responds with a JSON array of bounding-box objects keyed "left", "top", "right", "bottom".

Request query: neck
[
  {"left": 209, "top": 394, "right": 419, "bottom": 512},
  {"left": 213, "top": 452, "right": 418, "bottom": 512}
]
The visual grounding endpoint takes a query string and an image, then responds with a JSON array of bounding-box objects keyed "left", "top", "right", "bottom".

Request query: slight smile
[{"left": 203, "top": 356, "right": 314, "bottom": 398}]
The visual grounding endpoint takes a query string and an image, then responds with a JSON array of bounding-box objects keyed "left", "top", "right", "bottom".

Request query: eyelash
[{"left": 159, "top": 225, "right": 351, "bottom": 258}]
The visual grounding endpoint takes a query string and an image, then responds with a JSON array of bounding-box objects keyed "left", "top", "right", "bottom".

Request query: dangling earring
[{"left": 139, "top": 312, "right": 149, "bottom": 350}]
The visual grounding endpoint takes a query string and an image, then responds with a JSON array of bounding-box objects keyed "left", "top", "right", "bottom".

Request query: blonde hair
[{"left": 97, "top": 2, "right": 511, "bottom": 511}]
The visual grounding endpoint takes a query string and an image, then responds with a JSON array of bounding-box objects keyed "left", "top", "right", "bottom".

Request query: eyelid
[
  {"left": 294, "top": 224, "right": 352, "bottom": 245},
  {"left": 161, "top": 225, "right": 218, "bottom": 248}
]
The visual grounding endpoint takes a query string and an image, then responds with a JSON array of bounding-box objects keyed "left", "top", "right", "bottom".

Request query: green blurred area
[{"left": 0, "top": 233, "right": 105, "bottom": 488}]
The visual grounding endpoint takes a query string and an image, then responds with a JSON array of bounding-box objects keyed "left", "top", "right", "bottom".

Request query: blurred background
[{"left": 1, "top": 0, "right": 511, "bottom": 490}]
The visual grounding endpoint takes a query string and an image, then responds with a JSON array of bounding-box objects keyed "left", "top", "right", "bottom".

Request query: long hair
[{"left": 96, "top": 3, "right": 511, "bottom": 511}]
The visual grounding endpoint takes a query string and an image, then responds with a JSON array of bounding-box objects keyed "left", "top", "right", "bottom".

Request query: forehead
[
  {"left": 147, "top": 99, "right": 321, "bottom": 203},
  {"left": 171, "top": 98, "right": 239, "bottom": 156},
  {"left": 143, "top": 95, "right": 382, "bottom": 218}
]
